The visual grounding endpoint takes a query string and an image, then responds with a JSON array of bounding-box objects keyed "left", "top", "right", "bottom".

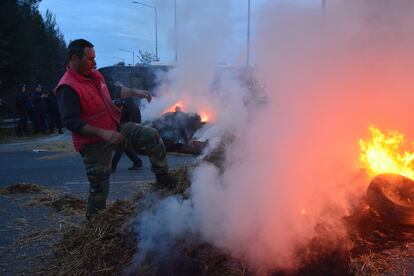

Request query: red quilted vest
[{"left": 57, "top": 67, "right": 121, "bottom": 151}]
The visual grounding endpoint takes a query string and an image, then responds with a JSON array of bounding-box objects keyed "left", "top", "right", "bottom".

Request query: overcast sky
[{"left": 38, "top": 0, "right": 322, "bottom": 68}]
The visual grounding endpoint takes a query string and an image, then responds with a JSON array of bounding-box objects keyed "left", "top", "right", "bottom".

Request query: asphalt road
[
  {"left": 0, "top": 133, "right": 195, "bottom": 199},
  {"left": 0, "top": 133, "right": 196, "bottom": 274}
]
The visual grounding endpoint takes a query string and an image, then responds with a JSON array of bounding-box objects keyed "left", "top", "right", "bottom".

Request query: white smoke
[
  {"left": 141, "top": 0, "right": 249, "bottom": 142},
  {"left": 134, "top": 0, "right": 414, "bottom": 273}
]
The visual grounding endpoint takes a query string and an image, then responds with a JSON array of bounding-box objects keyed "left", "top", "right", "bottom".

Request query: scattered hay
[
  {"left": 1, "top": 183, "right": 85, "bottom": 215},
  {"left": 350, "top": 251, "right": 395, "bottom": 275},
  {"left": 6, "top": 229, "right": 59, "bottom": 252},
  {"left": 294, "top": 230, "right": 351, "bottom": 276},
  {"left": 38, "top": 194, "right": 86, "bottom": 214},
  {"left": 6, "top": 173, "right": 414, "bottom": 275},
  {"left": 43, "top": 200, "right": 137, "bottom": 275},
  {"left": 346, "top": 200, "right": 414, "bottom": 275},
  {"left": 174, "top": 242, "right": 248, "bottom": 276},
  {"left": 149, "top": 165, "right": 193, "bottom": 197},
  {"left": 0, "top": 183, "right": 44, "bottom": 195},
  {"left": 133, "top": 241, "right": 248, "bottom": 276},
  {"left": 171, "top": 165, "right": 192, "bottom": 195}
]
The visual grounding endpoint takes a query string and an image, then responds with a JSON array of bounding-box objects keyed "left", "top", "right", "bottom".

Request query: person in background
[
  {"left": 109, "top": 80, "right": 149, "bottom": 172},
  {"left": 31, "top": 84, "right": 48, "bottom": 134},
  {"left": 15, "top": 84, "right": 30, "bottom": 136},
  {"left": 44, "top": 89, "right": 63, "bottom": 134}
]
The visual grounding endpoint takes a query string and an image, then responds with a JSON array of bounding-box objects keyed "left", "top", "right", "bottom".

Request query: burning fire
[
  {"left": 200, "top": 112, "right": 209, "bottom": 123},
  {"left": 164, "top": 101, "right": 185, "bottom": 113},
  {"left": 163, "top": 100, "right": 212, "bottom": 123},
  {"left": 359, "top": 126, "right": 414, "bottom": 179}
]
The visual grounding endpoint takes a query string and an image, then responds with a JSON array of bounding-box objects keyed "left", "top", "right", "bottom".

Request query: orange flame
[
  {"left": 200, "top": 112, "right": 209, "bottom": 123},
  {"left": 359, "top": 126, "right": 414, "bottom": 179},
  {"left": 163, "top": 100, "right": 213, "bottom": 123},
  {"left": 164, "top": 101, "right": 185, "bottom": 114}
]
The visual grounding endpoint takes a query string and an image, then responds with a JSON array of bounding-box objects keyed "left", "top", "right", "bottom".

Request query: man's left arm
[
  {"left": 104, "top": 75, "right": 152, "bottom": 103},
  {"left": 115, "top": 82, "right": 152, "bottom": 103}
]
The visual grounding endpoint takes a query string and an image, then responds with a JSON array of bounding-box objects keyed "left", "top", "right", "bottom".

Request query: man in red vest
[{"left": 56, "top": 39, "right": 175, "bottom": 219}]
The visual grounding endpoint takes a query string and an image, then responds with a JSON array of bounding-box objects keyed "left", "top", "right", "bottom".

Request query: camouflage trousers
[
  {"left": 119, "top": 122, "right": 168, "bottom": 176},
  {"left": 80, "top": 122, "right": 168, "bottom": 219},
  {"left": 80, "top": 141, "right": 113, "bottom": 219}
]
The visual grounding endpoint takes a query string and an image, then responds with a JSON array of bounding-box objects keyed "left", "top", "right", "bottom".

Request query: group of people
[
  {"left": 15, "top": 84, "right": 63, "bottom": 136},
  {"left": 56, "top": 39, "right": 177, "bottom": 220}
]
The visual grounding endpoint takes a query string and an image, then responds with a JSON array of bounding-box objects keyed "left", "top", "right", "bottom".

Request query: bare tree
[{"left": 137, "top": 50, "right": 159, "bottom": 66}]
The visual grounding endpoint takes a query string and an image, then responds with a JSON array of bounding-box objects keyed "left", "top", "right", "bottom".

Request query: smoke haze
[{"left": 136, "top": 0, "right": 414, "bottom": 272}]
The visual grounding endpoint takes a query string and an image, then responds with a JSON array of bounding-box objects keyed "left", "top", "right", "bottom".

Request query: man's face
[{"left": 74, "top": 47, "right": 96, "bottom": 76}]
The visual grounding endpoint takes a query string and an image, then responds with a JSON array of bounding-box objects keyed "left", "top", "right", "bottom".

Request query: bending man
[{"left": 56, "top": 39, "right": 176, "bottom": 219}]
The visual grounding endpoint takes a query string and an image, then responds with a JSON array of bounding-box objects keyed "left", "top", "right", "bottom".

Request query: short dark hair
[{"left": 67, "top": 39, "right": 94, "bottom": 60}]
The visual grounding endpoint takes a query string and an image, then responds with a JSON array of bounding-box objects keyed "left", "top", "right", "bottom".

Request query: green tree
[{"left": 0, "top": 0, "right": 67, "bottom": 112}]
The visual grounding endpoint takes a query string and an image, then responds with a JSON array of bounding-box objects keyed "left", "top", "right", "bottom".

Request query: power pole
[
  {"left": 246, "top": 0, "right": 251, "bottom": 67},
  {"left": 174, "top": 0, "right": 178, "bottom": 63}
]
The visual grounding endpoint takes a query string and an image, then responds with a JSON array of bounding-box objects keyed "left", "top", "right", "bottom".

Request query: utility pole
[
  {"left": 246, "top": 0, "right": 251, "bottom": 67},
  {"left": 174, "top": 0, "right": 178, "bottom": 63},
  {"left": 132, "top": 1, "right": 158, "bottom": 61}
]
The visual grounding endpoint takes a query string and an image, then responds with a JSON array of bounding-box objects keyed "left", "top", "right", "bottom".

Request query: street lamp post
[
  {"left": 174, "top": 0, "right": 177, "bottom": 63},
  {"left": 322, "top": 0, "right": 326, "bottom": 12},
  {"left": 132, "top": 1, "right": 158, "bottom": 61},
  {"left": 119, "top": 48, "right": 135, "bottom": 66},
  {"left": 246, "top": 0, "right": 251, "bottom": 67}
]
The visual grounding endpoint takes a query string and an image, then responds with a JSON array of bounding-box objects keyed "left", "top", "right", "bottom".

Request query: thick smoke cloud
[
  {"left": 135, "top": 0, "right": 414, "bottom": 273},
  {"left": 141, "top": 0, "right": 248, "bottom": 144}
]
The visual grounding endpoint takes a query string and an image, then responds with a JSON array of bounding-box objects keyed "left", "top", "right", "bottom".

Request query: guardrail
[{"left": 0, "top": 118, "right": 19, "bottom": 129}]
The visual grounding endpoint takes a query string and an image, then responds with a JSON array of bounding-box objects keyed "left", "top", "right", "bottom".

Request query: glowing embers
[
  {"left": 199, "top": 112, "right": 209, "bottom": 123},
  {"left": 163, "top": 101, "right": 212, "bottom": 123},
  {"left": 164, "top": 100, "right": 185, "bottom": 114},
  {"left": 359, "top": 126, "right": 414, "bottom": 179}
]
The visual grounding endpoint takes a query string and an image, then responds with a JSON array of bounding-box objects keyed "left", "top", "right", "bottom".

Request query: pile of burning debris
[{"left": 144, "top": 104, "right": 208, "bottom": 155}]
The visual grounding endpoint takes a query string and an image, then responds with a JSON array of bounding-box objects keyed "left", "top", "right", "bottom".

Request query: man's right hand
[{"left": 99, "top": 130, "right": 124, "bottom": 144}]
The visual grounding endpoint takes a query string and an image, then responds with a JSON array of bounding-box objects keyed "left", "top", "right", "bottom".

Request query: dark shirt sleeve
[
  {"left": 105, "top": 79, "right": 122, "bottom": 100},
  {"left": 56, "top": 85, "right": 86, "bottom": 133}
]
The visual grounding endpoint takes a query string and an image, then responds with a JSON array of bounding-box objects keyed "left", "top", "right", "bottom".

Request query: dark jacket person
[
  {"left": 15, "top": 84, "right": 30, "bottom": 136},
  {"left": 107, "top": 79, "right": 148, "bottom": 172}
]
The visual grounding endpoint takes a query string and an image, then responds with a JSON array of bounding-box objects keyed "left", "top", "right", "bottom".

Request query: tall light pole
[
  {"left": 132, "top": 1, "right": 158, "bottom": 61},
  {"left": 246, "top": 0, "right": 251, "bottom": 67},
  {"left": 322, "top": 0, "right": 326, "bottom": 12},
  {"left": 174, "top": 0, "right": 177, "bottom": 63},
  {"left": 119, "top": 49, "right": 135, "bottom": 66}
]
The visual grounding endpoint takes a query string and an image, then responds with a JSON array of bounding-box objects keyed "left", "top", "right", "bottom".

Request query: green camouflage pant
[
  {"left": 80, "top": 123, "right": 168, "bottom": 218},
  {"left": 80, "top": 141, "right": 113, "bottom": 219},
  {"left": 119, "top": 122, "right": 168, "bottom": 175}
]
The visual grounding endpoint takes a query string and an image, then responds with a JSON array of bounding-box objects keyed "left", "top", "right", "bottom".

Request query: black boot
[{"left": 128, "top": 159, "right": 143, "bottom": 170}]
